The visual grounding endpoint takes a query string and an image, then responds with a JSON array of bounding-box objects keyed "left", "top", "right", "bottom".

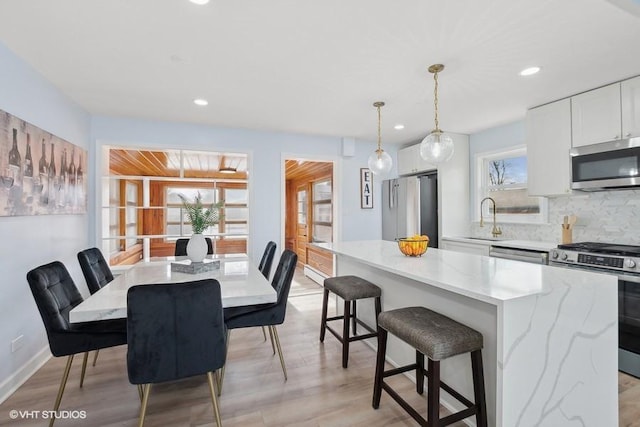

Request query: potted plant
[{"left": 178, "top": 192, "right": 223, "bottom": 262}]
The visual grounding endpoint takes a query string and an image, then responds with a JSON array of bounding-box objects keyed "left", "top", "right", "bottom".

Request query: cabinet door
[
  {"left": 571, "top": 83, "right": 622, "bottom": 147},
  {"left": 526, "top": 99, "right": 572, "bottom": 196},
  {"left": 398, "top": 143, "right": 437, "bottom": 176},
  {"left": 397, "top": 144, "right": 418, "bottom": 176},
  {"left": 441, "top": 240, "right": 489, "bottom": 256},
  {"left": 622, "top": 76, "right": 640, "bottom": 139}
]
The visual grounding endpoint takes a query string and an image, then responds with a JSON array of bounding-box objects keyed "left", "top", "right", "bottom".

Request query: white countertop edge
[
  {"left": 317, "top": 241, "right": 616, "bottom": 306},
  {"left": 442, "top": 236, "right": 558, "bottom": 252}
]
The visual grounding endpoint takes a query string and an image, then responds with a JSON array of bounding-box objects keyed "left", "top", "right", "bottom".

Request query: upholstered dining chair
[
  {"left": 257, "top": 241, "right": 277, "bottom": 344},
  {"left": 220, "top": 250, "right": 297, "bottom": 392},
  {"left": 174, "top": 237, "right": 214, "bottom": 256},
  {"left": 127, "top": 279, "right": 226, "bottom": 427},
  {"left": 77, "top": 247, "right": 115, "bottom": 367},
  {"left": 26, "top": 261, "right": 127, "bottom": 427}
]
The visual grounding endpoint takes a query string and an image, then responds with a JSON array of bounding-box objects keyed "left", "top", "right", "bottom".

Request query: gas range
[{"left": 549, "top": 242, "right": 640, "bottom": 277}]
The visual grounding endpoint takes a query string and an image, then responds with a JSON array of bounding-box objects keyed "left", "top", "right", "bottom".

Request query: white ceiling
[{"left": 0, "top": 0, "right": 639, "bottom": 145}]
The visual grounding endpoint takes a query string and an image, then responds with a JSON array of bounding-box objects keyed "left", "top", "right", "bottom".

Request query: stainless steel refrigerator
[{"left": 381, "top": 173, "right": 438, "bottom": 247}]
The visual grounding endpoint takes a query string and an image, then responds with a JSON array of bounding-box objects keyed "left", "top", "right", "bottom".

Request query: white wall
[
  {"left": 90, "top": 117, "right": 391, "bottom": 261},
  {"left": 0, "top": 42, "right": 91, "bottom": 401}
]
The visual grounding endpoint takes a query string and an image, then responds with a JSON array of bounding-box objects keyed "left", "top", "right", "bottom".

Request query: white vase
[{"left": 187, "top": 233, "right": 208, "bottom": 263}]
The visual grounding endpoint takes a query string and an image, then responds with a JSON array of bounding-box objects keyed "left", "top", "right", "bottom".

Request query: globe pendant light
[
  {"left": 420, "top": 64, "right": 454, "bottom": 164},
  {"left": 367, "top": 101, "right": 392, "bottom": 176}
]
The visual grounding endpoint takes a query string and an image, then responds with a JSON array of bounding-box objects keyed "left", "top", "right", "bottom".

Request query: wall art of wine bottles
[{"left": 0, "top": 109, "right": 87, "bottom": 216}]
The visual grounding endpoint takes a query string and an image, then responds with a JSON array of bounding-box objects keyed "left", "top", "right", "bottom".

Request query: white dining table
[{"left": 69, "top": 255, "right": 276, "bottom": 323}]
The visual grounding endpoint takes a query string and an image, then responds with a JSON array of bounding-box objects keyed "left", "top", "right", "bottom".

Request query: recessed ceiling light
[
  {"left": 189, "top": 0, "right": 210, "bottom": 5},
  {"left": 519, "top": 66, "right": 541, "bottom": 77},
  {"left": 394, "top": 124, "right": 405, "bottom": 130},
  {"left": 193, "top": 98, "right": 208, "bottom": 106}
]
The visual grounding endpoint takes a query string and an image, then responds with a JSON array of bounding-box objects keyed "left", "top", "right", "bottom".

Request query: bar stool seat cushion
[
  {"left": 324, "top": 276, "right": 381, "bottom": 301},
  {"left": 378, "top": 306, "right": 483, "bottom": 361}
]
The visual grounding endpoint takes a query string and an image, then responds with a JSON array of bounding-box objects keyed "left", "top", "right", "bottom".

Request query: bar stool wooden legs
[
  {"left": 319, "top": 275, "right": 382, "bottom": 368},
  {"left": 372, "top": 306, "right": 487, "bottom": 427}
]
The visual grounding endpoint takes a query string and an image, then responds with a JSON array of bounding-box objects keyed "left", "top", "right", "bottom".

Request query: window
[
  {"left": 311, "top": 178, "right": 332, "bottom": 242},
  {"left": 476, "top": 146, "right": 546, "bottom": 224}
]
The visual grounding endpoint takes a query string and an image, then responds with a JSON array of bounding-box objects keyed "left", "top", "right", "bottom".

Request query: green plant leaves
[{"left": 178, "top": 192, "right": 223, "bottom": 234}]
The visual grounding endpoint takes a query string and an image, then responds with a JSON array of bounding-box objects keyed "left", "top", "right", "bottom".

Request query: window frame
[{"left": 474, "top": 145, "right": 547, "bottom": 224}]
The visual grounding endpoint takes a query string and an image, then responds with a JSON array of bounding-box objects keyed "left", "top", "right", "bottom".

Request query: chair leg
[
  {"left": 471, "top": 350, "right": 488, "bottom": 427},
  {"left": 92, "top": 349, "right": 100, "bottom": 367},
  {"left": 319, "top": 289, "right": 329, "bottom": 342},
  {"left": 416, "top": 350, "right": 424, "bottom": 395},
  {"left": 49, "top": 355, "right": 74, "bottom": 427},
  {"left": 372, "top": 328, "right": 387, "bottom": 409},
  {"left": 79, "top": 352, "right": 89, "bottom": 388},
  {"left": 137, "top": 384, "right": 151, "bottom": 427},
  {"left": 352, "top": 300, "right": 357, "bottom": 335},
  {"left": 218, "top": 330, "right": 230, "bottom": 396},
  {"left": 137, "top": 385, "right": 144, "bottom": 402},
  {"left": 342, "top": 299, "right": 351, "bottom": 368},
  {"left": 267, "top": 325, "right": 276, "bottom": 355},
  {"left": 271, "top": 325, "right": 287, "bottom": 380},
  {"left": 207, "top": 372, "right": 223, "bottom": 427},
  {"left": 427, "top": 358, "right": 440, "bottom": 424},
  {"left": 261, "top": 326, "right": 267, "bottom": 342}
]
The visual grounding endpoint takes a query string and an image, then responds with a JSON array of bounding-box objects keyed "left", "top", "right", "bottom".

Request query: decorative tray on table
[{"left": 170, "top": 259, "right": 220, "bottom": 274}]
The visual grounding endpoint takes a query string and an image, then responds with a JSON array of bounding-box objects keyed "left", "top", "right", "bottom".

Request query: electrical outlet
[{"left": 11, "top": 335, "right": 24, "bottom": 353}]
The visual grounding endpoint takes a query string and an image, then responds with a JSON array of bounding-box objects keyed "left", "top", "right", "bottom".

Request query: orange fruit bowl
[{"left": 397, "top": 237, "right": 429, "bottom": 257}]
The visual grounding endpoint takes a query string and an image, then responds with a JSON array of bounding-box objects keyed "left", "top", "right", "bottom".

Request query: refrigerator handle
[{"left": 389, "top": 180, "right": 395, "bottom": 209}]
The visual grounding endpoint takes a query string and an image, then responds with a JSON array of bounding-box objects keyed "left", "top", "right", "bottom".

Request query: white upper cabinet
[
  {"left": 397, "top": 143, "right": 436, "bottom": 176},
  {"left": 526, "top": 99, "right": 572, "bottom": 196},
  {"left": 571, "top": 83, "right": 622, "bottom": 147},
  {"left": 622, "top": 76, "right": 640, "bottom": 139}
]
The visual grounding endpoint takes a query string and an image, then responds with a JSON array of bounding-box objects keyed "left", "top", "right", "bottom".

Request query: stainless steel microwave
[{"left": 570, "top": 138, "right": 640, "bottom": 191}]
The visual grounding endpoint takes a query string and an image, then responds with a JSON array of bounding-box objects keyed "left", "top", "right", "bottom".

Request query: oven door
[
  {"left": 620, "top": 279, "right": 640, "bottom": 377},
  {"left": 570, "top": 138, "right": 640, "bottom": 190}
]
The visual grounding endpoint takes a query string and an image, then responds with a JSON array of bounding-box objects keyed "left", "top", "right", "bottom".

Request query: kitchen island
[{"left": 316, "top": 240, "right": 617, "bottom": 427}]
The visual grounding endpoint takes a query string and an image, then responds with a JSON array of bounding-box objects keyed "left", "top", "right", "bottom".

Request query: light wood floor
[{"left": 2, "top": 271, "right": 639, "bottom": 426}]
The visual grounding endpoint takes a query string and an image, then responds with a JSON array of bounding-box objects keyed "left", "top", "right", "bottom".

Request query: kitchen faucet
[{"left": 480, "top": 197, "right": 502, "bottom": 238}]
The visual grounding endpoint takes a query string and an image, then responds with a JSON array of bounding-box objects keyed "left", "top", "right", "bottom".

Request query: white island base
[{"left": 318, "top": 241, "right": 617, "bottom": 427}]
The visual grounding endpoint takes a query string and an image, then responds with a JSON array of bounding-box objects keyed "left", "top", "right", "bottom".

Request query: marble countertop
[
  {"left": 316, "top": 240, "right": 613, "bottom": 306},
  {"left": 442, "top": 236, "right": 558, "bottom": 252}
]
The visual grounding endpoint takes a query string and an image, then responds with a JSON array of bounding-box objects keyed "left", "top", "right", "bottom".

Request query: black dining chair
[
  {"left": 77, "top": 247, "right": 115, "bottom": 367},
  {"left": 175, "top": 237, "right": 214, "bottom": 256},
  {"left": 127, "top": 279, "right": 226, "bottom": 427},
  {"left": 257, "top": 241, "right": 277, "bottom": 344},
  {"left": 26, "top": 261, "right": 127, "bottom": 427},
  {"left": 220, "top": 250, "right": 297, "bottom": 391}
]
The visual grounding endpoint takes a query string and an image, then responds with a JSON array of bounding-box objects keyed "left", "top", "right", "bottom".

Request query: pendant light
[
  {"left": 367, "top": 101, "right": 392, "bottom": 176},
  {"left": 419, "top": 64, "right": 454, "bottom": 164}
]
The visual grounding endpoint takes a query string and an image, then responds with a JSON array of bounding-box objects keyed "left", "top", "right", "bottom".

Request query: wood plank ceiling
[
  {"left": 109, "top": 148, "right": 248, "bottom": 179},
  {"left": 285, "top": 160, "right": 332, "bottom": 182}
]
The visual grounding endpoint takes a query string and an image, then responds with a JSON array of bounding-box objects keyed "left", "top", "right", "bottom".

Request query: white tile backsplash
[{"left": 470, "top": 189, "right": 640, "bottom": 244}]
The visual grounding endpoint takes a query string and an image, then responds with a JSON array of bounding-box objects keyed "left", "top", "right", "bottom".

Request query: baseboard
[
  {"left": 303, "top": 265, "right": 328, "bottom": 285},
  {"left": 0, "top": 346, "right": 51, "bottom": 404}
]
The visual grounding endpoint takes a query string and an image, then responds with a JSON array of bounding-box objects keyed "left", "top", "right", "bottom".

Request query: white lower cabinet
[{"left": 440, "top": 239, "right": 490, "bottom": 256}]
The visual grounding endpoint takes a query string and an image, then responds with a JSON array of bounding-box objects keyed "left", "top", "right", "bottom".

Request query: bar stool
[
  {"left": 372, "top": 306, "right": 487, "bottom": 427},
  {"left": 320, "top": 275, "right": 382, "bottom": 368}
]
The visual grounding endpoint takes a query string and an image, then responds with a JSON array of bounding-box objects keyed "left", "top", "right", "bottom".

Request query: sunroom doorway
[
  {"left": 101, "top": 146, "right": 249, "bottom": 266},
  {"left": 284, "top": 158, "right": 335, "bottom": 285}
]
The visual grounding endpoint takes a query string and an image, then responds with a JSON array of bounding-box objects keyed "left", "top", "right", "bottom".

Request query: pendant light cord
[
  {"left": 433, "top": 70, "right": 440, "bottom": 132},
  {"left": 377, "top": 104, "right": 382, "bottom": 153}
]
